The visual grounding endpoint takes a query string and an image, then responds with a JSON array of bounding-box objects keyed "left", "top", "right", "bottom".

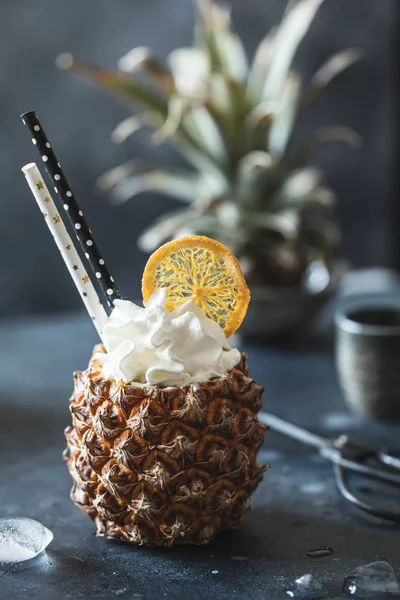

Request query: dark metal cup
[{"left": 335, "top": 304, "right": 400, "bottom": 421}]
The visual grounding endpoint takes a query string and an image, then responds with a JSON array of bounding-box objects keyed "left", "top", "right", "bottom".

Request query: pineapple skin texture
[{"left": 65, "top": 345, "right": 267, "bottom": 547}]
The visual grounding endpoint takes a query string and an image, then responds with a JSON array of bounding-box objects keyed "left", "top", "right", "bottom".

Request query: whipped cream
[{"left": 100, "top": 288, "right": 241, "bottom": 387}]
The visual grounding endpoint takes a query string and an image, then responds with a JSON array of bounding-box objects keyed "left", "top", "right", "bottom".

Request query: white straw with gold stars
[{"left": 22, "top": 162, "right": 108, "bottom": 338}]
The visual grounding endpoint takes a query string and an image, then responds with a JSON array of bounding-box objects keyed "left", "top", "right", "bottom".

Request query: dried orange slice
[{"left": 142, "top": 236, "right": 250, "bottom": 337}]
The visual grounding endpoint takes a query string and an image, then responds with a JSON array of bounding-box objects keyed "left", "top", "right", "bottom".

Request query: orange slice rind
[{"left": 142, "top": 236, "right": 250, "bottom": 338}]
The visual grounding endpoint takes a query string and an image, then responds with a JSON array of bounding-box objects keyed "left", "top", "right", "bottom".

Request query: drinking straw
[
  {"left": 21, "top": 110, "right": 121, "bottom": 310},
  {"left": 22, "top": 162, "right": 108, "bottom": 338}
]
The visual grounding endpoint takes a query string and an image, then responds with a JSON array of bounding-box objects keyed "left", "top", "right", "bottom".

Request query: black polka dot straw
[{"left": 21, "top": 110, "right": 121, "bottom": 311}]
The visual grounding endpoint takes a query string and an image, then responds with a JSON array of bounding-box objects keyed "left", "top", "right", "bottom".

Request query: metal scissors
[{"left": 258, "top": 412, "right": 400, "bottom": 523}]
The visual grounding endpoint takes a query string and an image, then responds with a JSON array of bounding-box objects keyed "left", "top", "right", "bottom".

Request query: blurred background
[{"left": 0, "top": 0, "right": 397, "bottom": 317}]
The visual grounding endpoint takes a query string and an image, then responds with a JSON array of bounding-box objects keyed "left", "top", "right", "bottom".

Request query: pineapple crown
[{"left": 58, "top": 0, "right": 361, "bottom": 284}]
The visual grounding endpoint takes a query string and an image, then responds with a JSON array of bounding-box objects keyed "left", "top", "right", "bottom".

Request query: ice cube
[
  {"left": 0, "top": 517, "right": 53, "bottom": 564},
  {"left": 343, "top": 561, "right": 400, "bottom": 598},
  {"left": 286, "top": 573, "right": 328, "bottom": 599}
]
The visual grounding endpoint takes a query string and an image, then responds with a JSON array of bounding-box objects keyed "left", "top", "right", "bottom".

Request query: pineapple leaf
[
  {"left": 283, "top": 0, "right": 299, "bottom": 17},
  {"left": 138, "top": 209, "right": 216, "bottom": 251},
  {"left": 117, "top": 46, "right": 152, "bottom": 70},
  {"left": 302, "top": 213, "right": 341, "bottom": 250},
  {"left": 246, "top": 28, "right": 276, "bottom": 103},
  {"left": 287, "top": 126, "right": 361, "bottom": 169},
  {"left": 269, "top": 167, "right": 324, "bottom": 210},
  {"left": 117, "top": 46, "right": 175, "bottom": 94},
  {"left": 268, "top": 73, "right": 301, "bottom": 157},
  {"left": 166, "top": 48, "right": 238, "bottom": 150},
  {"left": 60, "top": 0, "right": 361, "bottom": 279},
  {"left": 167, "top": 48, "right": 209, "bottom": 100},
  {"left": 99, "top": 164, "right": 203, "bottom": 204},
  {"left": 178, "top": 144, "right": 228, "bottom": 183},
  {"left": 152, "top": 90, "right": 229, "bottom": 171},
  {"left": 57, "top": 54, "right": 225, "bottom": 178},
  {"left": 244, "top": 211, "right": 299, "bottom": 239},
  {"left": 138, "top": 210, "right": 197, "bottom": 251},
  {"left": 152, "top": 94, "right": 188, "bottom": 143},
  {"left": 98, "top": 160, "right": 146, "bottom": 191},
  {"left": 196, "top": 0, "right": 227, "bottom": 29},
  {"left": 111, "top": 114, "right": 155, "bottom": 144},
  {"left": 309, "top": 185, "right": 336, "bottom": 207},
  {"left": 244, "top": 102, "right": 275, "bottom": 151},
  {"left": 208, "top": 72, "right": 235, "bottom": 118},
  {"left": 196, "top": 0, "right": 248, "bottom": 82},
  {"left": 56, "top": 55, "right": 169, "bottom": 116},
  {"left": 311, "top": 47, "right": 363, "bottom": 88},
  {"left": 210, "top": 28, "right": 248, "bottom": 82},
  {"left": 213, "top": 200, "right": 241, "bottom": 230},
  {"left": 180, "top": 106, "right": 229, "bottom": 167},
  {"left": 262, "top": 0, "right": 326, "bottom": 102},
  {"left": 300, "top": 48, "right": 363, "bottom": 114},
  {"left": 237, "top": 151, "right": 275, "bottom": 201},
  {"left": 207, "top": 74, "right": 242, "bottom": 148}
]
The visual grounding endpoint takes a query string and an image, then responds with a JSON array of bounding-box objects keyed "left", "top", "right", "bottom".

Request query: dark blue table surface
[{"left": 1, "top": 307, "right": 399, "bottom": 600}]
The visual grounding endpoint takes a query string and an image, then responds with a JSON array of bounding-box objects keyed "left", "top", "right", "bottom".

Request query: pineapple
[
  {"left": 65, "top": 345, "right": 266, "bottom": 546},
  {"left": 58, "top": 0, "right": 361, "bottom": 288},
  {"left": 64, "top": 236, "right": 266, "bottom": 546}
]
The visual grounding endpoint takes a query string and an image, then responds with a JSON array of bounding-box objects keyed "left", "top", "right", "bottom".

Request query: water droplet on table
[
  {"left": 0, "top": 517, "right": 53, "bottom": 564},
  {"left": 343, "top": 561, "right": 400, "bottom": 598},
  {"left": 306, "top": 547, "right": 333, "bottom": 559},
  {"left": 286, "top": 574, "right": 328, "bottom": 598}
]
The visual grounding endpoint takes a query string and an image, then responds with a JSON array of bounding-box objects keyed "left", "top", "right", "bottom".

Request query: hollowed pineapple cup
[{"left": 65, "top": 345, "right": 267, "bottom": 546}]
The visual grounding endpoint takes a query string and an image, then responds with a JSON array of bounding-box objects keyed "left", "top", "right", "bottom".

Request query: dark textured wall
[{"left": 0, "top": 0, "right": 396, "bottom": 317}]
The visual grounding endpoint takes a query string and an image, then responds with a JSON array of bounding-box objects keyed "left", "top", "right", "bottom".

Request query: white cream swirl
[{"left": 100, "top": 288, "right": 241, "bottom": 387}]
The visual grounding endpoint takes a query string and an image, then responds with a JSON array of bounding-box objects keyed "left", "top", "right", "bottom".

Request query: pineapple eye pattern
[
  {"left": 65, "top": 347, "right": 266, "bottom": 547},
  {"left": 154, "top": 246, "right": 239, "bottom": 329}
]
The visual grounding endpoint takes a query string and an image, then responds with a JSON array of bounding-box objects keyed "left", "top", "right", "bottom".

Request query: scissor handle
[
  {"left": 334, "top": 463, "right": 400, "bottom": 523},
  {"left": 378, "top": 451, "right": 400, "bottom": 471}
]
